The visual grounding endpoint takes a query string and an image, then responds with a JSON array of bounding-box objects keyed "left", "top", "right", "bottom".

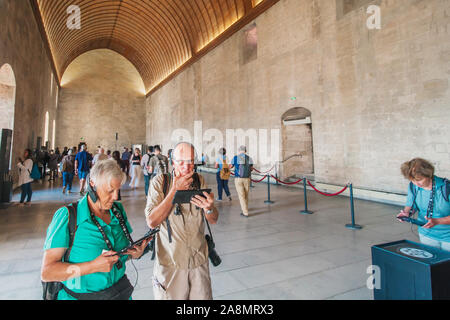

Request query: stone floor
[{"left": 0, "top": 172, "right": 418, "bottom": 300}]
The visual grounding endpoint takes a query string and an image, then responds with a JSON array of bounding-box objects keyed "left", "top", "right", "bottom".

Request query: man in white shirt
[{"left": 92, "top": 147, "right": 108, "bottom": 165}]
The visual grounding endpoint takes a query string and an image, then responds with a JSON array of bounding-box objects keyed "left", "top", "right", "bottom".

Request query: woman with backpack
[
  {"left": 17, "top": 148, "right": 34, "bottom": 206},
  {"left": 397, "top": 158, "right": 450, "bottom": 251},
  {"left": 61, "top": 149, "right": 76, "bottom": 194},
  {"left": 214, "top": 148, "right": 232, "bottom": 202},
  {"left": 41, "top": 159, "right": 151, "bottom": 300}
]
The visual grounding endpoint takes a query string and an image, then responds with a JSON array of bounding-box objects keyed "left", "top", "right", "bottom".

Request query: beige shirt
[{"left": 145, "top": 174, "right": 209, "bottom": 270}]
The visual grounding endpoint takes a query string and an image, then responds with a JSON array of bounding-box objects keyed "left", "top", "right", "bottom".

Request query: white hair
[{"left": 89, "top": 159, "right": 126, "bottom": 188}]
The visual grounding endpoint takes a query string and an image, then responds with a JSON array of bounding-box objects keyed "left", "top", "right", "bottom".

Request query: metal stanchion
[
  {"left": 300, "top": 178, "right": 314, "bottom": 215},
  {"left": 275, "top": 167, "right": 279, "bottom": 186},
  {"left": 264, "top": 174, "right": 274, "bottom": 204},
  {"left": 345, "top": 183, "right": 362, "bottom": 230}
]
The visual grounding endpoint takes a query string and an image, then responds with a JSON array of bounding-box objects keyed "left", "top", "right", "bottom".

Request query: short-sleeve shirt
[
  {"left": 121, "top": 152, "right": 130, "bottom": 161},
  {"left": 141, "top": 153, "right": 153, "bottom": 176},
  {"left": 75, "top": 151, "right": 91, "bottom": 172},
  {"left": 149, "top": 155, "right": 169, "bottom": 174},
  {"left": 406, "top": 176, "right": 450, "bottom": 242},
  {"left": 43, "top": 195, "right": 133, "bottom": 300},
  {"left": 144, "top": 174, "right": 209, "bottom": 270},
  {"left": 215, "top": 156, "right": 229, "bottom": 173},
  {"left": 231, "top": 153, "right": 253, "bottom": 178}
]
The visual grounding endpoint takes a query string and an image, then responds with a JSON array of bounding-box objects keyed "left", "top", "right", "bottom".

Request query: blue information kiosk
[{"left": 371, "top": 240, "right": 450, "bottom": 300}]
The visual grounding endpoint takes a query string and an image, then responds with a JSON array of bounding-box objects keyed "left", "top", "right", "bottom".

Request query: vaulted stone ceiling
[{"left": 30, "top": 0, "right": 279, "bottom": 95}]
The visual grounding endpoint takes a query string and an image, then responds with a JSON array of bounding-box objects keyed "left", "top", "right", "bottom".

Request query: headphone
[{"left": 86, "top": 174, "right": 99, "bottom": 203}]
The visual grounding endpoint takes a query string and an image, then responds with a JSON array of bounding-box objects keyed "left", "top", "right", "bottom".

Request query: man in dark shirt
[{"left": 75, "top": 144, "right": 92, "bottom": 196}]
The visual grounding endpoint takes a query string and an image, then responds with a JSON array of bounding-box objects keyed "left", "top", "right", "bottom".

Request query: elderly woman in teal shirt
[
  {"left": 41, "top": 159, "right": 150, "bottom": 300},
  {"left": 397, "top": 158, "right": 450, "bottom": 251}
]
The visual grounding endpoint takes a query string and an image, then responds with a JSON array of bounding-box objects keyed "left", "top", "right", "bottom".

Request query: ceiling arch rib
[
  {"left": 32, "top": 0, "right": 280, "bottom": 94},
  {"left": 55, "top": 6, "right": 177, "bottom": 73},
  {"left": 57, "top": 15, "right": 172, "bottom": 78}
]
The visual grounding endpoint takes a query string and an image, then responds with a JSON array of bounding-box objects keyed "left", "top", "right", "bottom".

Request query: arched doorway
[
  {"left": 280, "top": 107, "right": 314, "bottom": 179},
  {"left": 0, "top": 64, "right": 16, "bottom": 170}
]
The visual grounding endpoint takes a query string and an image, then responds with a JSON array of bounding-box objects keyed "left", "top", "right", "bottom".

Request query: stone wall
[
  {"left": 146, "top": 0, "right": 450, "bottom": 194},
  {"left": 0, "top": 0, "right": 59, "bottom": 183},
  {"left": 56, "top": 49, "right": 146, "bottom": 153}
]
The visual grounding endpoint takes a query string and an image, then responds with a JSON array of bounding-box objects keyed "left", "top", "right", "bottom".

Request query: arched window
[
  {"left": 52, "top": 119, "right": 56, "bottom": 150},
  {"left": 0, "top": 64, "right": 16, "bottom": 130},
  {"left": 44, "top": 111, "right": 49, "bottom": 146},
  {"left": 0, "top": 63, "right": 16, "bottom": 171}
]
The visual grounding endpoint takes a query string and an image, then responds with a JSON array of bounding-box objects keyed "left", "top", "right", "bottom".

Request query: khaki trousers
[
  {"left": 235, "top": 178, "right": 250, "bottom": 215},
  {"left": 152, "top": 262, "right": 213, "bottom": 300}
]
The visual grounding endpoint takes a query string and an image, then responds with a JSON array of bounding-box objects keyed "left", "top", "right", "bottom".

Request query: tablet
[
  {"left": 172, "top": 189, "right": 212, "bottom": 204},
  {"left": 114, "top": 228, "right": 160, "bottom": 256}
]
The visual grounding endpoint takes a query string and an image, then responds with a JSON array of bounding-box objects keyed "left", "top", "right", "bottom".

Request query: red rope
[
  {"left": 306, "top": 180, "right": 348, "bottom": 197},
  {"left": 270, "top": 175, "right": 304, "bottom": 185},
  {"left": 251, "top": 175, "right": 267, "bottom": 183},
  {"left": 253, "top": 165, "right": 275, "bottom": 174}
]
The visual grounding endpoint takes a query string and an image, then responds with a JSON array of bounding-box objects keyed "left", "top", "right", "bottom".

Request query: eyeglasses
[{"left": 172, "top": 158, "right": 195, "bottom": 165}]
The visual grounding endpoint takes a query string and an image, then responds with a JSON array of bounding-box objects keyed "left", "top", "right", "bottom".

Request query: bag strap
[
  {"left": 162, "top": 173, "right": 173, "bottom": 244},
  {"left": 408, "top": 182, "right": 418, "bottom": 214},
  {"left": 63, "top": 202, "right": 78, "bottom": 262},
  {"left": 442, "top": 178, "right": 450, "bottom": 202}
]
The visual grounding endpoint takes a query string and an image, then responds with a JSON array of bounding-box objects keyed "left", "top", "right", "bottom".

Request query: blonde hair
[{"left": 401, "top": 158, "right": 435, "bottom": 180}]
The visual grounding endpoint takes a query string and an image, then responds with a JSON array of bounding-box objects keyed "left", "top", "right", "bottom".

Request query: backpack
[
  {"left": 237, "top": 154, "right": 251, "bottom": 178},
  {"left": 219, "top": 158, "right": 231, "bottom": 180},
  {"left": 42, "top": 202, "right": 78, "bottom": 300},
  {"left": 28, "top": 161, "right": 42, "bottom": 180},
  {"left": 154, "top": 155, "right": 168, "bottom": 175},
  {"left": 409, "top": 178, "right": 450, "bottom": 211}
]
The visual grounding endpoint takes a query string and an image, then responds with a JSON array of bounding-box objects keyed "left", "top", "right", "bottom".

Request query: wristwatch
[{"left": 205, "top": 208, "right": 214, "bottom": 215}]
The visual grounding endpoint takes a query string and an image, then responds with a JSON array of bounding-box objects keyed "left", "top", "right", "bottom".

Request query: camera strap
[
  {"left": 89, "top": 204, "right": 133, "bottom": 270},
  {"left": 203, "top": 214, "right": 214, "bottom": 242}
]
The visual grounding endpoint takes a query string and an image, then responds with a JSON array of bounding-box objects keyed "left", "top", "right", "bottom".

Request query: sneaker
[
  {"left": 216, "top": 198, "right": 223, "bottom": 202},
  {"left": 62, "top": 186, "right": 66, "bottom": 194}
]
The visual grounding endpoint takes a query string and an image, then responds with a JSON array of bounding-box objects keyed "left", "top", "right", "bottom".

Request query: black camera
[{"left": 205, "top": 234, "right": 221, "bottom": 267}]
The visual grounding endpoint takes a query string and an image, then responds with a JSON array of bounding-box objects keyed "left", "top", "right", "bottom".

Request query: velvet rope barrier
[
  {"left": 251, "top": 175, "right": 268, "bottom": 183},
  {"left": 270, "top": 175, "right": 304, "bottom": 186},
  {"left": 252, "top": 165, "right": 275, "bottom": 175},
  {"left": 306, "top": 180, "right": 348, "bottom": 197},
  {"left": 230, "top": 172, "right": 267, "bottom": 184}
]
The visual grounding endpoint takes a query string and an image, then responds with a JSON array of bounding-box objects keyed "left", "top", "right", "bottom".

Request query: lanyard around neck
[
  {"left": 89, "top": 205, "right": 133, "bottom": 269},
  {"left": 426, "top": 178, "right": 436, "bottom": 219}
]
